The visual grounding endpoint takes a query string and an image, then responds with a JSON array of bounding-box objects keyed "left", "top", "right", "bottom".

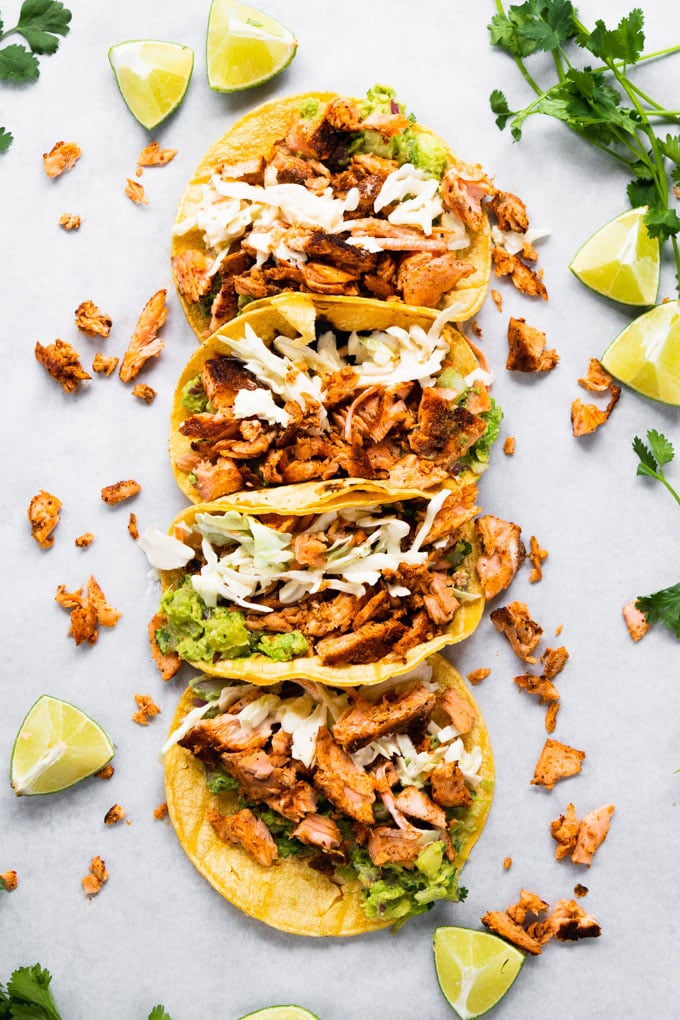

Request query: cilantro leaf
[
  {"left": 636, "top": 583, "right": 680, "bottom": 638},
  {"left": 627, "top": 176, "right": 656, "bottom": 208},
  {"left": 6, "top": 966, "right": 62, "bottom": 1020},
  {"left": 489, "top": 89, "right": 514, "bottom": 131},
  {"left": 0, "top": 43, "right": 39, "bottom": 81},
  {"left": 15, "top": 0, "right": 71, "bottom": 54},
  {"left": 647, "top": 429, "right": 675, "bottom": 468},
  {"left": 584, "top": 9, "right": 645, "bottom": 65},
  {"left": 633, "top": 434, "right": 658, "bottom": 475},
  {"left": 148, "top": 1008, "right": 173, "bottom": 1020},
  {"left": 489, "top": 0, "right": 577, "bottom": 57},
  {"left": 0, "top": 127, "right": 12, "bottom": 153},
  {"left": 644, "top": 207, "right": 680, "bottom": 240},
  {"left": 660, "top": 133, "right": 680, "bottom": 166}
]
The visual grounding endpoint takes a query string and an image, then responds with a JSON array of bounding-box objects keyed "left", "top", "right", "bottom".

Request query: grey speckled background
[{"left": 2, "top": 1, "right": 679, "bottom": 1017}]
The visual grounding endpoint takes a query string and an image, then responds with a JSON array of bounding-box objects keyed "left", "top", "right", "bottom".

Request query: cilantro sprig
[
  {"left": 0, "top": 1, "right": 72, "bottom": 152},
  {"left": 489, "top": 2, "right": 680, "bottom": 291},
  {"left": 632, "top": 430, "right": 680, "bottom": 637},
  {"left": 0, "top": 964, "right": 63, "bottom": 1020}
]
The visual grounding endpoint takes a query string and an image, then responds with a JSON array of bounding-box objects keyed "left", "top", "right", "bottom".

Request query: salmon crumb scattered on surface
[
  {"left": 0, "top": 870, "right": 18, "bottom": 891},
  {"left": 491, "top": 288, "right": 503, "bottom": 312},
  {"left": 503, "top": 857, "right": 512, "bottom": 871},
  {"left": 507, "top": 317, "right": 558, "bottom": 373},
  {"left": 622, "top": 600, "right": 650, "bottom": 642},
  {"left": 75, "top": 532, "right": 94, "bottom": 548},
  {"left": 132, "top": 693, "right": 161, "bottom": 726},
  {"left": 82, "top": 855, "right": 108, "bottom": 897},
  {"left": 555, "top": 623, "right": 563, "bottom": 636},
  {"left": 153, "top": 802, "right": 169, "bottom": 820},
  {"left": 92, "top": 353, "right": 119, "bottom": 376},
  {"left": 28, "top": 490, "right": 62, "bottom": 548},
  {"left": 490, "top": 601, "right": 543, "bottom": 663},
  {"left": 493, "top": 246, "right": 548, "bottom": 300},
  {"left": 503, "top": 436, "right": 516, "bottom": 456},
  {"left": 131, "top": 382, "right": 156, "bottom": 404},
  {"left": 101, "top": 479, "right": 141, "bottom": 505},
  {"left": 471, "top": 320, "right": 483, "bottom": 338},
  {"left": 137, "top": 141, "right": 177, "bottom": 167},
  {"left": 124, "top": 178, "right": 149, "bottom": 205},
  {"left": 529, "top": 535, "right": 548, "bottom": 583},
  {"left": 578, "top": 358, "right": 612, "bottom": 393},
  {"left": 571, "top": 385, "right": 621, "bottom": 437},
  {"left": 95, "top": 764, "right": 114, "bottom": 780},
  {"left": 75, "top": 300, "right": 112, "bottom": 338},
  {"left": 119, "top": 289, "right": 168, "bottom": 383},
  {"left": 128, "top": 512, "right": 139, "bottom": 540},
  {"left": 35, "top": 339, "right": 91, "bottom": 393},
  {"left": 542, "top": 645, "right": 569, "bottom": 680},
  {"left": 43, "top": 140, "right": 81, "bottom": 178},
  {"left": 59, "top": 212, "right": 81, "bottom": 231},
  {"left": 574, "top": 884, "right": 588, "bottom": 898},
  {"left": 531, "top": 738, "right": 585, "bottom": 790},
  {"left": 545, "top": 700, "right": 560, "bottom": 733},
  {"left": 467, "top": 667, "right": 491, "bottom": 686},
  {"left": 104, "top": 804, "right": 126, "bottom": 825},
  {"left": 55, "top": 575, "right": 121, "bottom": 646}
]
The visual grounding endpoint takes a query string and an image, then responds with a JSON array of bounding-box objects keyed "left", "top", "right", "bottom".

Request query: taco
[
  {"left": 163, "top": 655, "right": 494, "bottom": 936},
  {"left": 170, "top": 86, "right": 493, "bottom": 339},
  {"left": 170, "top": 293, "right": 501, "bottom": 503},
  {"left": 142, "top": 483, "right": 483, "bottom": 686}
]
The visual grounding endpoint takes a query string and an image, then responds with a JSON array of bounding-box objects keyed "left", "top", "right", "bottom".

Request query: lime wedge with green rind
[
  {"left": 109, "top": 40, "right": 194, "bottom": 130},
  {"left": 10, "top": 695, "right": 114, "bottom": 796},
  {"left": 237, "top": 1008, "right": 319, "bottom": 1020},
  {"left": 206, "top": 0, "right": 297, "bottom": 93},
  {"left": 601, "top": 300, "right": 680, "bottom": 405},
  {"left": 433, "top": 926, "right": 525, "bottom": 1019},
  {"left": 570, "top": 206, "right": 660, "bottom": 306}
]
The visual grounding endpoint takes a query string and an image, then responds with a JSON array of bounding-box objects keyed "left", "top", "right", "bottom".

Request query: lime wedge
[
  {"left": 10, "top": 695, "right": 114, "bottom": 796},
  {"left": 109, "top": 40, "right": 194, "bottom": 130},
  {"left": 569, "top": 206, "right": 660, "bottom": 306},
  {"left": 601, "top": 300, "right": 680, "bottom": 405},
  {"left": 238, "top": 1009, "right": 318, "bottom": 1020},
  {"left": 207, "top": 0, "right": 297, "bottom": 92},
  {"left": 433, "top": 926, "right": 525, "bottom": 1019}
]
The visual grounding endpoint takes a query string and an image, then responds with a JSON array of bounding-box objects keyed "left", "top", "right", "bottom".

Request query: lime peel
[
  {"left": 433, "top": 926, "right": 525, "bottom": 1019},
  {"left": 569, "top": 206, "right": 660, "bottom": 307},
  {"left": 237, "top": 1008, "right": 319, "bottom": 1020},
  {"left": 206, "top": 0, "right": 297, "bottom": 93}
]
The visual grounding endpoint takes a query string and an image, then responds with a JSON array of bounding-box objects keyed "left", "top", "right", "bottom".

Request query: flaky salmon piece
[
  {"left": 137, "top": 141, "right": 177, "bottom": 167},
  {"left": 506, "top": 888, "right": 549, "bottom": 925},
  {"left": 622, "top": 600, "right": 650, "bottom": 642},
  {"left": 59, "top": 212, "right": 80, "bottom": 231},
  {"left": 429, "top": 761, "right": 472, "bottom": 808},
  {"left": 148, "top": 613, "right": 181, "bottom": 681},
  {"left": 43, "top": 140, "right": 81, "bottom": 178},
  {"left": 314, "top": 727, "right": 375, "bottom": 824},
  {"left": 571, "top": 804, "right": 615, "bottom": 866},
  {"left": 475, "top": 515, "right": 526, "bottom": 600},
  {"left": 528, "top": 535, "right": 548, "bottom": 582},
  {"left": 132, "top": 692, "right": 161, "bottom": 726},
  {"left": 437, "top": 686, "right": 476, "bottom": 734},
  {"left": 531, "top": 738, "right": 585, "bottom": 790},
  {"left": 542, "top": 645, "right": 569, "bottom": 680},
  {"left": 493, "top": 246, "right": 548, "bottom": 299},
  {"left": 488, "top": 190, "right": 529, "bottom": 232},
  {"left": 291, "top": 813, "right": 342, "bottom": 852},
  {"left": 28, "top": 490, "right": 62, "bottom": 548},
  {"left": 506, "top": 317, "right": 558, "bottom": 372},
  {"left": 92, "top": 352, "right": 119, "bottom": 376},
  {"left": 550, "top": 802, "right": 580, "bottom": 860},
  {"left": 209, "top": 807, "right": 278, "bottom": 867},
  {"left": 578, "top": 358, "right": 612, "bottom": 392},
  {"left": 571, "top": 385, "right": 621, "bottom": 437},
  {"left": 35, "top": 338, "right": 91, "bottom": 394},
  {"left": 119, "top": 290, "right": 168, "bottom": 383},
  {"left": 172, "top": 249, "right": 213, "bottom": 304},
  {"left": 101, "top": 480, "right": 141, "bottom": 505},
  {"left": 396, "top": 252, "right": 475, "bottom": 307},
  {"left": 367, "top": 826, "right": 425, "bottom": 868},
  {"left": 481, "top": 910, "right": 543, "bottom": 955},
  {"left": 490, "top": 601, "right": 542, "bottom": 663},
  {"left": 75, "top": 300, "right": 112, "bottom": 338},
  {"left": 542, "top": 899, "right": 601, "bottom": 941},
  {"left": 125, "top": 178, "right": 149, "bottom": 205}
]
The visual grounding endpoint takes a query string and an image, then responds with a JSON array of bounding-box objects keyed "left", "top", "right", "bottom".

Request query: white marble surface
[{"left": 2, "top": 1, "right": 680, "bottom": 1017}]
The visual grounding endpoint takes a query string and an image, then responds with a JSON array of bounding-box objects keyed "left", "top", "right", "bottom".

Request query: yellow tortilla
[
  {"left": 160, "top": 487, "right": 484, "bottom": 687},
  {"left": 170, "top": 292, "right": 483, "bottom": 504},
  {"left": 164, "top": 654, "right": 494, "bottom": 937},
  {"left": 171, "top": 92, "right": 492, "bottom": 340}
]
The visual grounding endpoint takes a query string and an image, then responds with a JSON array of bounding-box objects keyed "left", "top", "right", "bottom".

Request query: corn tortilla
[{"left": 164, "top": 654, "right": 494, "bottom": 936}]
